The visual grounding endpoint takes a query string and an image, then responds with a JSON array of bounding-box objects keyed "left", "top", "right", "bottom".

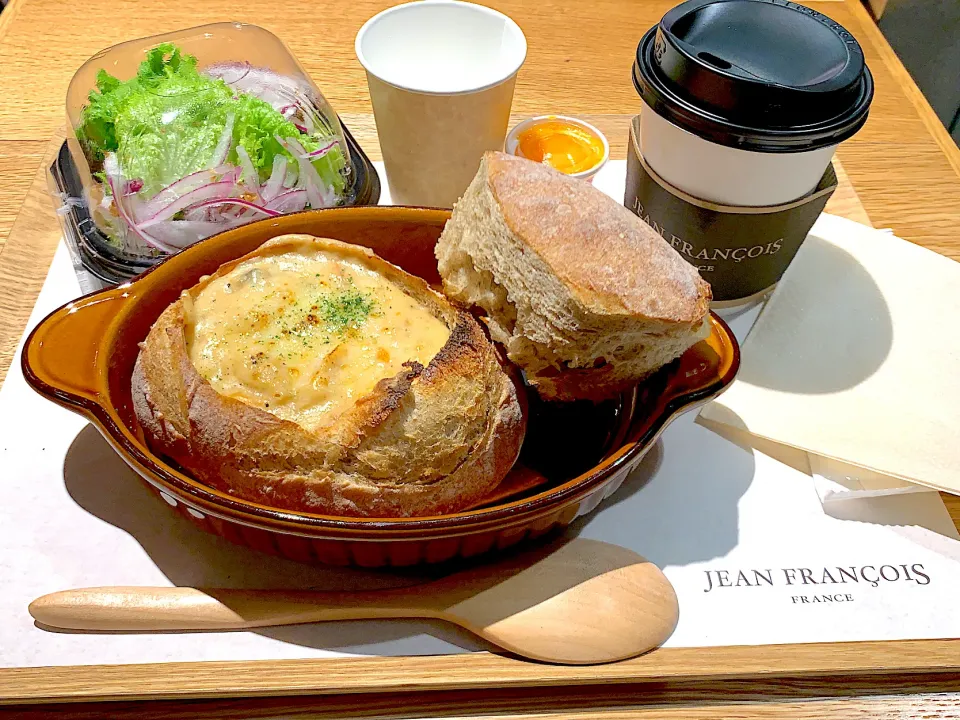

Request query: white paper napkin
[
  {"left": 810, "top": 454, "right": 936, "bottom": 506},
  {"left": 700, "top": 213, "right": 960, "bottom": 499}
]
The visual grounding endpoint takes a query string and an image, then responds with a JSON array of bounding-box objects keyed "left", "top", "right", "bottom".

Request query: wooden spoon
[{"left": 29, "top": 538, "right": 678, "bottom": 665}]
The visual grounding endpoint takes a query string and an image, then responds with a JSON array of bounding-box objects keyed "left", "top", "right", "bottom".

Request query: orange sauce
[{"left": 514, "top": 119, "right": 605, "bottom": 174}]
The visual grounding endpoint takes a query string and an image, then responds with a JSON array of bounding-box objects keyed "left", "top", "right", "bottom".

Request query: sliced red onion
[
  {"left": 265, "top": 188, "right": 308, "bottom": 213},
  {"left": 124, "top": 192, "right": 148, "bottom": 223},
  {"left": 277, "top": 135, "right": 334, "bottom": 209},
  {"left": 222, "top": 165, "right": 243, "bottom": 184},
  {"left": 103, "top": 155, "right": 176, "bottom": 254},
  {"left": 235, "top": 146, "right": 260, "bottom": 194},
  {"left": 278, "top": 136, "right": 321, "bottom": 207},
  {"left": 209, "top": 112, "right": 236, "bottom": 169},
  {"left": 299, "top": 101, "right": 317, "bottom": 134},
  {"left": 203, "top": 65, "right": 303, "bottom": 110},
  {"left": 139, "top": 181, "right": 242, "bottom": 228},
  {"left": 143, "top": 221, "right": 222, "bottom": 249},
  {"left": 227, "top": 205, "right": 252, "bottom": 221},
  {"left": 262, "top": 155, "right": 287, "bottom": 201},
  {"left": 145, "top": 218, "right": 253, "bottom": 248},
  {"left": 138, "top": 164, "right": 232, "bottom": 219},
  {"left": 304, "top": 140, "right": 339, "bottom": 159},
  {"left": 156, "top": 164, "right": 230, "bottom": 193},
  {"left": 183, "top": 206, "right": 209, "bottom": 222},
  {"left": 181, "top": 197, "right": 281, "bottom": 218}
]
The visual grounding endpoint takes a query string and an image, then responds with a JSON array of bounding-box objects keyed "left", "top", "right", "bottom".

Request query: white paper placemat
[{"left": 3, "top": 161, "right": 960, "bottom": 669}]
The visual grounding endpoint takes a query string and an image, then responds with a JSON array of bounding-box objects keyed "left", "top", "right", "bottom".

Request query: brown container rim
[{"left": 22, "top": 206, "right": 740, "bottom": 540}]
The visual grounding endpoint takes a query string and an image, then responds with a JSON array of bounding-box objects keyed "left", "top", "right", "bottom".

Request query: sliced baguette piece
[
  {"left": 436, "top": 151, "right": 712, "bottom": 402},
  {"left": 132, "top": 234, "right": 525, "bottom": 518}
]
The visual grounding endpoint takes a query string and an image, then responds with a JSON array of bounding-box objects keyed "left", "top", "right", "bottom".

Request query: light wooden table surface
[{"left": 1, "top": 0, "right": 960, "bottom": 716}]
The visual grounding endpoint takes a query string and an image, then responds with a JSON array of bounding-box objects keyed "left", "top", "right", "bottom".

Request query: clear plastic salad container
[{"left": 51, "top": 22, "right": 379, "bottom": 285}]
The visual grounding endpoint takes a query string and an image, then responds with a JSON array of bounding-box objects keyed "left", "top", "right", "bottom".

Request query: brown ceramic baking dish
[{"left": 23, "top": 207, "right": 739, "bottom": 567}]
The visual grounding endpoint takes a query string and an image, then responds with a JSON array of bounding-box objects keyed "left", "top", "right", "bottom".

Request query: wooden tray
[{"left": 2, "top": 134, "right": 959, "bottom": 713}]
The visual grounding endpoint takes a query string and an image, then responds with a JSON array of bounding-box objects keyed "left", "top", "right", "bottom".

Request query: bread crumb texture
[{"left": 436, "top": 152, "right": 711, "bottom": 401}]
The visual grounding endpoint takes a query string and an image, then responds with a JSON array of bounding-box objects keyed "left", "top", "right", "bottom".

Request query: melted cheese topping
[{"left": 185, "top": 248, "right": 451, "bottom": 432}]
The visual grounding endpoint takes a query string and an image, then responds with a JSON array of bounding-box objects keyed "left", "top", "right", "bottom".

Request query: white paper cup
[
  {"left": 356, "top": 1, "right": 527, "bottom": 208},
  {"left": 639, "top": 99, "right": 837, "bottom": 207}
]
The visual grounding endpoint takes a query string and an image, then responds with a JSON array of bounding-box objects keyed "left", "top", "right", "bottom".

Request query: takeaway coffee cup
[
  {"left": 632, "top": 0, "right": 873, "bottom": 207},
  {"left": 626, "top": 0, "right": 873, "bottom": 306},
  {"left": 356, "top": 1, "right": 527, "bottom": 208},
  {"left": 625, "top": 116, "right": 839, "bottom": 306}
]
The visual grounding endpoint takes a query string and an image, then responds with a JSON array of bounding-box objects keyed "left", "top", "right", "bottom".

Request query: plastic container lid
[
  {"left": 60, "top": 23, "right": 372, "bottom": 265},
  {"left": 633, "top": 0, "right": 874, "bottom": 153},
  {"left": 49, "top": 123, "right": 380, "bottom": 286}
]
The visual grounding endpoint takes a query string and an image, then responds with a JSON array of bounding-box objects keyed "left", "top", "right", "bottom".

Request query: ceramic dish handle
[{"left": 22, "top": 290, "right": 129, "bottom": 409}]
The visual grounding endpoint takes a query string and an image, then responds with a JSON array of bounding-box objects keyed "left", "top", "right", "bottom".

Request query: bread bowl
[
  {"left": 131, "top": 233, "right": 526, "bottom": 518},
  {"left": 24, "top": 206, "right": 739, "bottom": 566},
  {"left": 437, "top": 151, "right": 712, "bottom": 402}
]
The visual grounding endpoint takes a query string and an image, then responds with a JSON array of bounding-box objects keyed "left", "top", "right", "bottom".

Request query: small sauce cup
[{"left": 505, "top": 115, "right": 609, "bottom": 182}]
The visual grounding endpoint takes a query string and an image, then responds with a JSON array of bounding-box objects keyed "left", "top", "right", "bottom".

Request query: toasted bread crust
[
  {"left": 132, "top": 235, "right": 526, "bottom": 518},
  {"left": 436, "top": 152, "right": 712, "bottom": 402},
  {"left": 485, "top": 152, "right": 711, "bottom": 324}
]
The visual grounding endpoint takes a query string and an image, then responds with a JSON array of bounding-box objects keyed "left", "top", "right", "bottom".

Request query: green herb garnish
[{"left": 315, "top": 287, "right": 376, "bottom": 336}]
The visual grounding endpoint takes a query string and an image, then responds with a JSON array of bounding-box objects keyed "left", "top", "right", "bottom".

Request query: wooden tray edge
[
  {"left": 2, "top": 640, "right": 960, "bottom": 704},
  {"left": 3, "top": 134, "right": 959, "bottom": 707}
]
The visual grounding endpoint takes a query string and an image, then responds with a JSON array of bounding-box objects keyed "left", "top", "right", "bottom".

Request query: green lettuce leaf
[
  {"left": 113, "top": 82, "right": 233, "bottom": 194},
  {"left": 231, "top": 93, "right": 345, "bottom": 195},
  {"left": 77, "top": 43, "right": 347, "bottom": 199}
]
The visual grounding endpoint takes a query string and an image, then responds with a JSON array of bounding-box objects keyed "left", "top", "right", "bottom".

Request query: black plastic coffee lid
[{"left": 633, "top": 0, "right": 874, "bottom": 152}]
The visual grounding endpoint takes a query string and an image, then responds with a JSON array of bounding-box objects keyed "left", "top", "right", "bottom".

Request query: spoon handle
[{"left": 29, "top": 587, "right": 429, "bottom": 631}]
